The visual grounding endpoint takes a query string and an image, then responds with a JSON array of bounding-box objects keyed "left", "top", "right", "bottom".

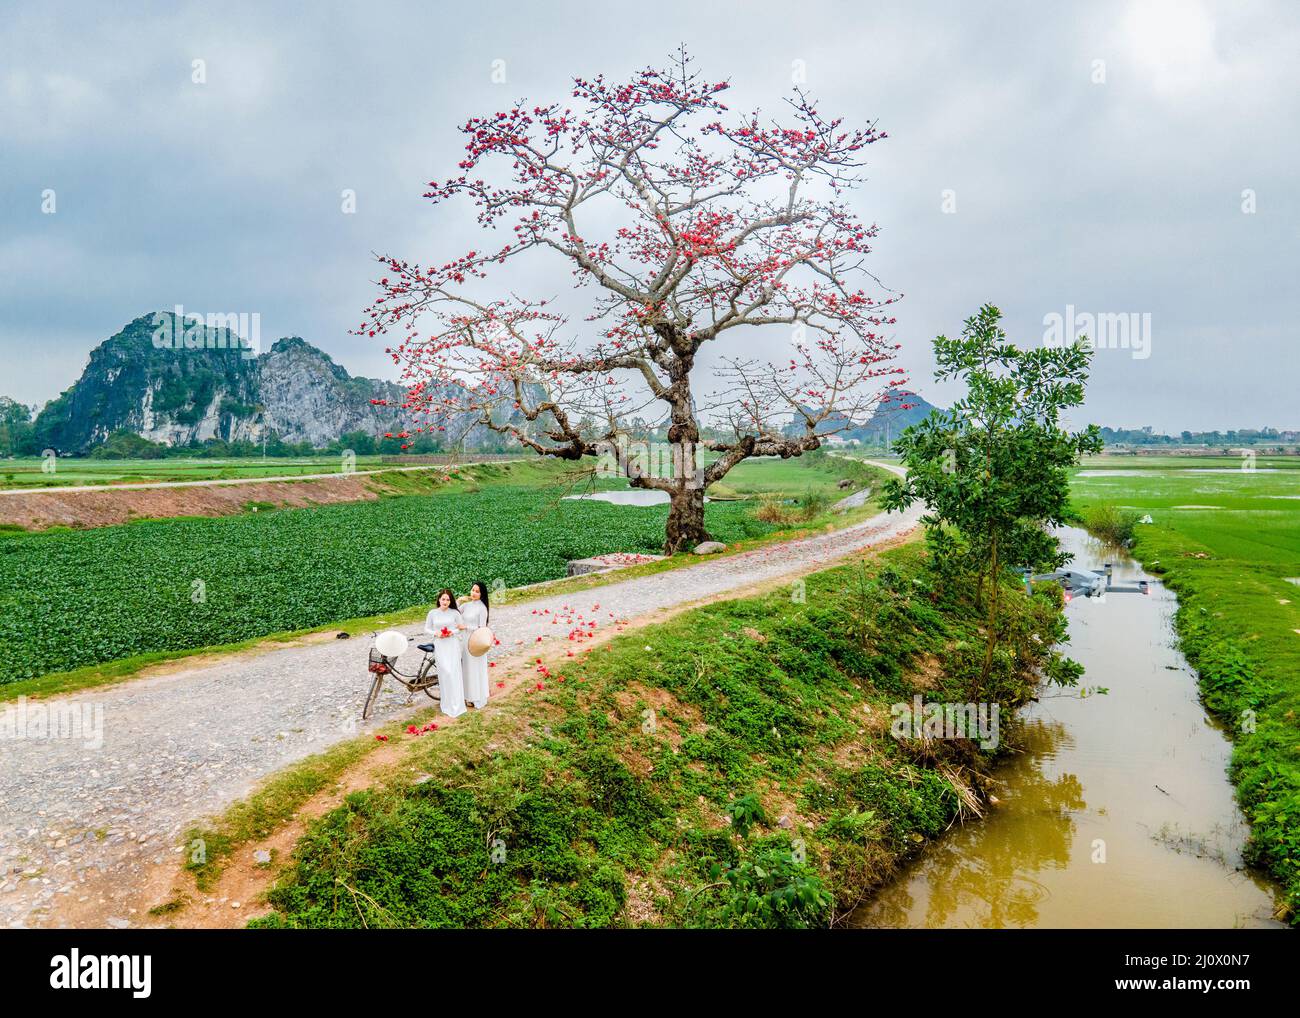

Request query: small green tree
[
  {"left": 881, "top": 304, "right": 1102, "bottom": 692},
  {"left": 0, "top": 397, "right": 36, "bottom": 457}
]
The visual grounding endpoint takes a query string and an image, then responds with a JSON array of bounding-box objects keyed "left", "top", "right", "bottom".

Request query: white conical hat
[
  {"left": 375, "top": 630, "right": 408, "bottom": 658},
  {"left": 467, "top": 626, "right": 493, "bottom": 657}
]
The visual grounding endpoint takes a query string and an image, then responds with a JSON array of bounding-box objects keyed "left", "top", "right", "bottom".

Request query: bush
[
  {"left": 1082, "top": 504, "right": 1139, "bottom": 546},
  {"left": 798, "top": 488, "right": 828, "bottom": 520},
  {"left": 89, "top": 430, "right": 168, "bottom": 460},
  {"left": 754, "top": 494, "right": 792, "bottom": 524}
]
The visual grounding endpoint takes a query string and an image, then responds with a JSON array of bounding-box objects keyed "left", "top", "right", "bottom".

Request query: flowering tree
[{"left": 361, "top": 49, "right": 905, "bottom": 552}]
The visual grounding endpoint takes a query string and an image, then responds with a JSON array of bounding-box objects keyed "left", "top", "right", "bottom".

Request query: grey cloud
[{"left": 1, "top": 0, "right": 1296, "bottom": 430}]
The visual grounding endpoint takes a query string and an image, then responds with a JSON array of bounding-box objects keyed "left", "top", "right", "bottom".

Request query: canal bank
[{"left": 852, "top": 527, "right": 1287, "bottom": 928}]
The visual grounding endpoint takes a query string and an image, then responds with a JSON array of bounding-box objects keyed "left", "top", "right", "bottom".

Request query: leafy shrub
[
  {"left": 713, "top": 838, "right": 832, "bottom": 929},
  {"left": 798, "top": 488, "right": 828, "bottom": 520},
  {"left": 1082, "top": 504, "right": 1140, "bottom": 546}
]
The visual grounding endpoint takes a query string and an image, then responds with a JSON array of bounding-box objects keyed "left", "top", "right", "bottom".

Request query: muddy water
[{"left": 852, "top": 528, "right": 1285, "bottom": 929}]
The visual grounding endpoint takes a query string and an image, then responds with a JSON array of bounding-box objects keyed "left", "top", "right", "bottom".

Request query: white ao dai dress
[
  {"left": 460, "top": 598, "right": 490, "bottom": 708},
  {"left": 424, "top": 607, "right": 467, "bottom": 718}
]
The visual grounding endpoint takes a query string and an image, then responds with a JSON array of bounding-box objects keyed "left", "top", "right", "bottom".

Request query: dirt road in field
[{"left": 0, "top": 463, "right": 917, "bottom": 928}]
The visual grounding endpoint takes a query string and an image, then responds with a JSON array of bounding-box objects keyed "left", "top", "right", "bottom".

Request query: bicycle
[{"left": 363, "top": 632, "right": 440, "bottom": 721}]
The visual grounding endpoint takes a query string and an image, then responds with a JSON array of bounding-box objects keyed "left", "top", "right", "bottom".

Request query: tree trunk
[
  {"left": 977, "top": 534, "right": 1000, "bottom": 697},
  {"left": 659, "top": 338, "right": 709, "bottom": 555},
  {"left": 664, "top": 482, "right": 710, "bottom": 554}
]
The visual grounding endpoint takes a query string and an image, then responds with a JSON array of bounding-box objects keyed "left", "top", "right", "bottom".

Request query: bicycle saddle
[{"left": 417, "top": 643, "right": 437, "bottom": 653}]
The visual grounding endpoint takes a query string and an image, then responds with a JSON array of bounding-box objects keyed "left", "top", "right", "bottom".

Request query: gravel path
[{"left": 0, "top": 463, "right": 915, "bottom": 928}]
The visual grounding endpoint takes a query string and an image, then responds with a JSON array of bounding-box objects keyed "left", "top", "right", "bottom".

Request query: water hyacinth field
[{"left": 0, "top": 486, "right": 774, "bottom": 684}]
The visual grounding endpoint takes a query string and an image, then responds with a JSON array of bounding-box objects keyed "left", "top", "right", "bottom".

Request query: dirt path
[{"left": 0, "top": 463, "right": 917, "bottom": 928}]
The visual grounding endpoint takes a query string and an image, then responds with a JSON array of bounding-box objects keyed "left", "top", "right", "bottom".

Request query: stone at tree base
[
  {"left": 566, "top": 552, "right": 664, "bottom": 576},
  {"left": 692, "top": 541, "right": 727, "bottom": 555}
]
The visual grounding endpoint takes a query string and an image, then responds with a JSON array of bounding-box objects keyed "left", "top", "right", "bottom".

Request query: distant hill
[
  {"left": 30, "top": 313, "right": 512, "bottom": 454},
  {"left": 843, "top": 389, "right": 941, "bottom": 445},
  {"left": 780, "top": 388, "right": 941, "bottom": 446}
]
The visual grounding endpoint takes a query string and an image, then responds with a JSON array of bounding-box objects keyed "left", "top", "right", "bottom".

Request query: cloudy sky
[{"left": 2, "top": 0, "right": 1296, "bottom": 432}]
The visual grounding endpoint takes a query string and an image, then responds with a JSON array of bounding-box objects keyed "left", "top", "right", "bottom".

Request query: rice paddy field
[
  {"left": 1069, "top": 454, "right": 1300, "bottom": 916},
  {"left": 1070, "top": 459, "right": 1300, "bottom": 661}
]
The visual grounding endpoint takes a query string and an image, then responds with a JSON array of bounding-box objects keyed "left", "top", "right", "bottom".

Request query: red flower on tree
[{"left": 358, "top": 47, "right": 904, "bottom": 553}]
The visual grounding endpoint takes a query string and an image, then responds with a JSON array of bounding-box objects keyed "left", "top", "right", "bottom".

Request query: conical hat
[
  {"left": 467, "top": 626, "right": 493, "bottom": 657},
  {"left": 374, "top": 630, "right": 408, "bottom": 658}
]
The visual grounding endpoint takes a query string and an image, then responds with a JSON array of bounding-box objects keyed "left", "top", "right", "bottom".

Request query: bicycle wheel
[
  {"left": 362, "top": 672, "right": 385, "bottom": 721},
  {"left": 419, "top": 657, "right": 440, "bottom": 701}
]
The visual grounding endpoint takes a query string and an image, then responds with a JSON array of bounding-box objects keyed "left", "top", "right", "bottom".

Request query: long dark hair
[
  {"left": 436, "top": 588, "right": 458, "bottom": 611},
  {"left": 470, "top": 580, "right": 490, "bottom": 623}
]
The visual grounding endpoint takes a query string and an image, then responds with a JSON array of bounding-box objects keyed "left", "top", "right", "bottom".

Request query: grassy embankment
[
  {"left": 1072, "top": 456, "right": 1300, "bottom": 922},
  {"left": 0, "top": 453, "right": 886, "bottom": 700},
  {"left": 237, "top": 544, "right": 1069, "bottom": 928}
]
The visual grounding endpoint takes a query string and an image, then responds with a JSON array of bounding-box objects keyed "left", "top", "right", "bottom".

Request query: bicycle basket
[{"left": 367, "top": 647, "right": 391, "bottom": 674}]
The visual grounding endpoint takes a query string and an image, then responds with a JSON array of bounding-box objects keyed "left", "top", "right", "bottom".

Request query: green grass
[
  {"left": 250, "top": 545, "right": 1071, "bottom": 928},
  {"left": 1071, "top": 461, "right": 1300, "bottom": 922},
  {"left": 1077, "top": 453, "right": 1300, "bottom": 473},
  {"left": 706, "top": 451, "right": 877, "bottom": 501}
]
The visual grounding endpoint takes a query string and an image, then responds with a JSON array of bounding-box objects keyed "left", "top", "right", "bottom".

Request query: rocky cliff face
[
  {"left": 256, "top": 336, "right": 407, "bottom": 446},
  {"left": 33, "top": 313, "right": 435, "bottom": 452}
]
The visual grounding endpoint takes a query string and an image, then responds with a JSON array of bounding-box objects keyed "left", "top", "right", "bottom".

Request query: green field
[
  {"left": 0, "top": 453, "right": 883, "bottom": 686},
  {"left": 707, "top": 455, "right": 870, "bottom": 499},
  {"left": 0, "top": 455, "right": 400, "bottom": 489},
  {"left": 1070, "top": 455, "right": 1300, "bottom": 919},
  {"left": 0, "top": 449, "right": 878, "bottom": 493}
]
